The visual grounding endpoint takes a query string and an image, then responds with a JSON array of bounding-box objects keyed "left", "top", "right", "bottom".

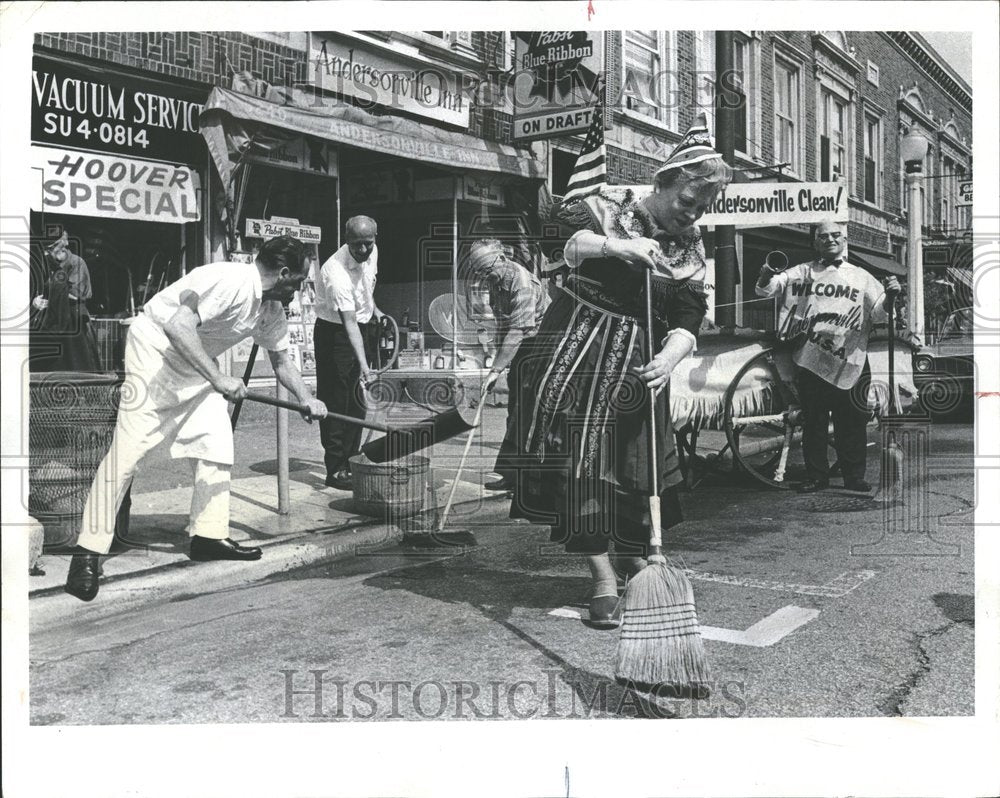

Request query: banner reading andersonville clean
[
  {"left": 699, "top": 182, "right": 848, "bottom": 226},
  {"left": 622, "top": 182, "right": 848, "bottom": 227}
]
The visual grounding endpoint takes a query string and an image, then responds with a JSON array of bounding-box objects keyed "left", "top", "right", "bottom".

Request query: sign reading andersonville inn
[{"left": 308, "top": 33, "right": 471, "bottom": 128}]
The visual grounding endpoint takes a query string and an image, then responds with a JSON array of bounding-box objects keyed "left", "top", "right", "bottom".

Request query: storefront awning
[
  {"left": 851, "top": 249, "right": 907, "bottom": 277},
  {"left": 199, "top": 86, "right": 546, "bottom": 191}
]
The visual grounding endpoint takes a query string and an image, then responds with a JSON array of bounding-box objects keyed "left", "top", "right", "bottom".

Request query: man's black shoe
[
  {"left": 797, "top": 479, "right": 828, "bottom": 494},
  {"left": 844, "top": 479, "right": 873, "bottom": 493},
  {"left": 484, "top": 478, "right": 513, "bottom": 491},
  {"left": 325, "top": 470, "right": 353, "bottom": 491},
  {"left": 189, "top": 536, "right": 262, "bottom": 562},
  {"left": 65, "top": 551, "right": 101, "bottom": 602}
]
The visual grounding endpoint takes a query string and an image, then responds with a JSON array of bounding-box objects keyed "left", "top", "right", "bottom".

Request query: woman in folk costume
[{"left": 510, "top": 115, "right": 731, "bottom": 627}]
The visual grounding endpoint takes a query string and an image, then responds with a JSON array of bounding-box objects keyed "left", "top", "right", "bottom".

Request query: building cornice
[{"left": 884, "top": 32, "right": 972, "bottom": 113}]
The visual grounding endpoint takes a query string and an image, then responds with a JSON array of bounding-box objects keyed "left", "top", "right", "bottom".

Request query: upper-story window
[
  {"left": 694, "top": 30, "right": 716, "bottom": 135},
  {"left": 732, "top": 33, "right": 760, "bottom": 158},
  {"left": 864, "top": 114, "right": 882, "bottom": 205},
  {"left": 622, "top": 30, "right": 677, "bottom": 129},
  {"left": 820, "top": 87, "right": 849, "bottom": 183},
  {"left": 774, "top": 57, "right": 801, "bottom": 174}
]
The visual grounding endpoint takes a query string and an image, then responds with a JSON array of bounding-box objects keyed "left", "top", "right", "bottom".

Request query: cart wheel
[{"left": 723, "top": 348, "right": 802, "bottom": 489}]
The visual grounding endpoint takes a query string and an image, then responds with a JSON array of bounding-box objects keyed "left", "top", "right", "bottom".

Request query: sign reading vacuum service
[{"left": 31, "top": 57, "right": 205, "bottom": 165}]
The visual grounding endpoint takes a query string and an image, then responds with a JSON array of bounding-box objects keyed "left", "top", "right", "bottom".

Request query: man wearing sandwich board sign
[{"left": 756, "top": 219, "right": 900, "bottom": 493}]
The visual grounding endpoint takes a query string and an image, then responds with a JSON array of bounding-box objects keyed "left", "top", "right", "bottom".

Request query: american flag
[{"left": 562, "top": 92, "right": 606, "bottom": 202}]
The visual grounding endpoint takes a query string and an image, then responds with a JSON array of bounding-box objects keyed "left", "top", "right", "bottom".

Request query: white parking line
[
  {"left": 700, "top": 605, "right": 820, "bottom": 647},
  {"left": 682, "top": 568, "right": 877, "bottom": 598},
  {"left": 548, "top": 604, "right": 820, "bottom": 648}
]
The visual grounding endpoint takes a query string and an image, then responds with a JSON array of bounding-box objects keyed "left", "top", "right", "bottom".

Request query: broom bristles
[{"left": 615, "top": 561, "right": 712, "bottom": 691}]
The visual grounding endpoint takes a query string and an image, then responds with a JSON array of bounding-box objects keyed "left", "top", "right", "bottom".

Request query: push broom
[
  {"left": 874, "top": 291, "right": 904, "bottom": 504},
  {"left": 614, "top": 268, "right": 712, "bottom": 698}
]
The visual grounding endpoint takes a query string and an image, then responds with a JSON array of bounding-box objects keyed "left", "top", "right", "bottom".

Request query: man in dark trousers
[
  {"left": 314, "top": 215, "right": 382, "bottom": 490},
  {"left": 756, "top": 220, "right": 900, "bottom": 493}
]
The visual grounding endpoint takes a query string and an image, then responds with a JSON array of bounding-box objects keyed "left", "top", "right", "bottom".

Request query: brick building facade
[{"left": 32, "top": 29, "right": 971, "bottom": 343}]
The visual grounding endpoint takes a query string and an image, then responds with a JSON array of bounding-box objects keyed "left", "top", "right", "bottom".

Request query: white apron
[{"left": 124, "top": 314, "right": 234, "bottom": 465}]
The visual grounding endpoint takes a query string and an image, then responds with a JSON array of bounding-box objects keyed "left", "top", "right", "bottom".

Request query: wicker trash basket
[
  {"left": 28, "top": 371, "right": 127, "bottom": 548},
  {"left": 349, "top": 454, "right": 430, "bottom": 520}
]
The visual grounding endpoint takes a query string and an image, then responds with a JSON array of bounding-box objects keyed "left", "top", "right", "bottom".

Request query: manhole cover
[{"left": 805, "top": 495, "right": 880, "bottom": 513}]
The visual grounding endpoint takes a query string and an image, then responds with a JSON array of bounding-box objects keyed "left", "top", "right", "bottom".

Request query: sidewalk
[{"left": 28, "top": 396, "right": 520, "bottom": 630}]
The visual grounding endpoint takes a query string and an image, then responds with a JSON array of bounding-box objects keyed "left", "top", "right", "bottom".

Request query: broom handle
[
  {"left": 437, "top": 382, "right": 489, "bottom": 533},
  {"left": 644, "top": 268, "right": 663, "bottom": 553},
  {"left": 887, "top": 293, "right": 897, "bottom": 415},
  {"left": 230, "top": 343, "right": 259, "bottom": 430},
  {"left": 242, "top": 390, "right": 392, "bottom": 433}
]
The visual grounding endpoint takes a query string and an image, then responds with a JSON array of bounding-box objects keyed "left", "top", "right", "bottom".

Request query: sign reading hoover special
[
  {"left": 512, "top": 31, "right": 603, "bottom": 141},
  {"left": 309, "top": 33, "right": 471, "bottom": 127},
  {"left": 31, "top": 57, "right": 205, "bottom": 164},
  {"left": 31, "top": 145, "right": 202, "bottom": 224}
]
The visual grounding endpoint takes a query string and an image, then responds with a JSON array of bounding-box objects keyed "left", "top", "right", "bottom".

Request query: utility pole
[{"left": 714, "top": 31, "right": 737, "bottom": 328}]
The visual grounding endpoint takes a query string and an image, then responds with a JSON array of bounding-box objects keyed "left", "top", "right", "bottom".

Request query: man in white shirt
[
  {"left": 756, "top": 220, "right": 900, "bottom": 493},
  {"left": 65, "top": 235, "right": 327, "bottom": 602},
  {"left": 314, "top": 215, "right": 382, "bottom": 490}
]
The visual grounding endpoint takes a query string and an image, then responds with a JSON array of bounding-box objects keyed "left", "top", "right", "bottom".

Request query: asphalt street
[{"left": 29, "top": 423, "right": 975, "bottom": 723}]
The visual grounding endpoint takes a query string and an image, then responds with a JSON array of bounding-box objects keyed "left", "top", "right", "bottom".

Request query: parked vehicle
[{"left": 912, "top": 307, "right": 974, "bottom": 417}]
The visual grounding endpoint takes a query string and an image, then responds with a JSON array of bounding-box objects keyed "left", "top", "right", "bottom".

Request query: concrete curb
[{"left": 30, "top": 493, "right": 510, "bottom": 634}]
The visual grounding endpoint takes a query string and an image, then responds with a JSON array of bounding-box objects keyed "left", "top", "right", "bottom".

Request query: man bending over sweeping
[{"left": 65, "top": 235, "right": 327, "bottom": 602}]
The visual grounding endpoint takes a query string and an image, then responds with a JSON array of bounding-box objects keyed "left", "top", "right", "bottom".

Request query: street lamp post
[{"left": 901, "top": 129, "right": 929, "bottom": 343}]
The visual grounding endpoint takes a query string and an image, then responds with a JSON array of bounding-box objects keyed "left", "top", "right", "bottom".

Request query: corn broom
[{"left": 614, "top": 267, "right": 711, "bottom": 698}]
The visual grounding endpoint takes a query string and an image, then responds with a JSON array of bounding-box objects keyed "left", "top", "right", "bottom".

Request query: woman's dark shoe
[
  {"left": 844, "top": 479, "right": 872, "bottom": 493},
  {"left": 484, "top": 478, "right": 513, "bottom": 491},
  {"left": 797, "top": 479, "right": 829, "bottom": 494},
  {"left": 587, "top": 594, "right": 622, "bottom": 629},
  {"left": 189, "top": 536, "right": 262, "bottom": 562},
  {"left": 65, "top": 552, "right": 101, "bottom": 602}
]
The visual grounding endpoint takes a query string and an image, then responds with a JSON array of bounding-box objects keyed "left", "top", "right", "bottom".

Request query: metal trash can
[
  {"left": 349, "top": 454, "right": 429, "bottom": 521},
  {"left": 28, "top": 372, "right": 127, "bottom": 548}
]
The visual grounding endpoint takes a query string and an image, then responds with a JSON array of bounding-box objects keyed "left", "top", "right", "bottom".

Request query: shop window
[{"left": 29, "top": 212, "right": 197, "bottom": 324}]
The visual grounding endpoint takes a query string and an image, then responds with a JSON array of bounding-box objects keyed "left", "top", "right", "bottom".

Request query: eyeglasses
[{"left": 816, "top": 232, "right": 843, "bottom": 241}]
